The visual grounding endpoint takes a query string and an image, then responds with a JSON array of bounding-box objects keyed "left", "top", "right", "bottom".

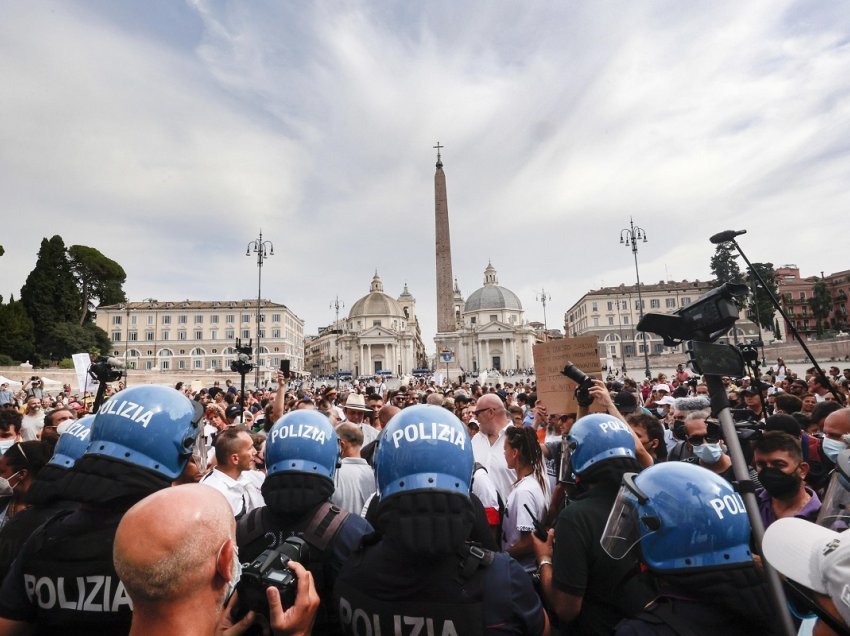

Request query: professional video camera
[
  {"left": 561, "top": 362, "right": 594, "bottom": 407},
  {"left": 229, "top": 338, "right": 254, "bottom": 376},
  {"left": 88, "top": 356, "right": 125, "bottom": 384},
  {"left": 235, "top": 536, "right": 308, "bottom": 619}
]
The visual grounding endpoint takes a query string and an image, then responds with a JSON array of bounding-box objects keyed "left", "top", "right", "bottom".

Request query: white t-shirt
[
  {"left": 20, "top": 413, "right": 44, "bottom": 442},
  {"left": 471, "top": 425, "right": 516, "bottom": 503},
  {"left": 331, "top": 457, "right": 376, "bottom": 515},
  {"left": 201, "top": 468, "right": 266, "bottom": 518},
  {"left": 502, "top": 474, "right": 547, "bottom": 572}
]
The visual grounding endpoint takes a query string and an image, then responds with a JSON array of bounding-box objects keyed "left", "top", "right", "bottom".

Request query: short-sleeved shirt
[
  {"left": 201, "top": 468, "right": 265, "bottom": 518},
  {"left": 757, "top": 486, "right": 821, "bottom": 529},
  {"left": 471, "top": 425, "right": 516, "bottom": 502},
  {"left": 553, "top": 484, "right": 656, "bottom": 635},
  {"left": 502, "top": 475, "right": 547, "bottom": 572},
  {"left": 331, "top": 458, "right": 376, "bottom": 515}
]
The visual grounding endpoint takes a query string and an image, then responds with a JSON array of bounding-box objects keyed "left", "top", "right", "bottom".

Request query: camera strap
[{"left": 302, "top": 502, "right": 348, "bottom": 551}]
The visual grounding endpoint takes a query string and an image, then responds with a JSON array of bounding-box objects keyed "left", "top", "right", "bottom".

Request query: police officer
[
  {"left": 0, "top": 416, "right": 93, "bottom": 581},
  {"left": 236, "top": 409, "right": 373, "bottom": 634},
  {"left": 533, "top": 412, "right": 655, "bottom": 635},
  {"left": 333, "top": 404, "right": 551, "bottom": 636},
  {"left": 603, "top": 461, "right": 778, "bottom": 635},
  {"left": 0, "top": 385, "right": 203, "bottom": 636}
]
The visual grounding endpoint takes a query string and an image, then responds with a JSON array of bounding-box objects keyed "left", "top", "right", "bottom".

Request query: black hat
[
  {"left": 613, "top": 390, "right": 638, "bottom": 414},
  {"left": 225, "top": 404, "right": 242, "bottom": 419}
]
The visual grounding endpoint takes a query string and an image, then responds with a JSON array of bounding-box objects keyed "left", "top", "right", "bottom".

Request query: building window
[
  {"left": 147, "top": 315, "right": 155, "bottom": 325},
  {"left": 193, "top": 359, "right": 202, "bottom": 369},
  {"left": 608, "top": 317, "right": 614, "bottom": 326},
  {"left": 471, "top": 317, "right": 476, "bottom": 325},
  {"left": 195, "top": 331, "right": 203, "bottom": 340},
  {"left": 490, "top": 315, "right": 497, "bottom": 323},
  {"left": 624, "top": 345, "right": 634, "bottom": 356},
  {"left": 128, "top": 332, "right": 138, "bottom": 341},
  {"left": 373, "top": 321, "right": 382, "bottom": 327},
  {"left": 211, "top": 315, "right": 219, "bottom": 324},
  {"left": 194, "top": 315, "right": 203, "bottom": 324},
  {"left": 621, "top": 300, "right": 627, "bottom": 310},
  {"left": 211, "top": 359, "right": 218, "bottom": 368},
  {"left": 666, "top": 298, "right": 676, "bottom": 308},
  {"left": 593, "top": 317, "right": 599, "bottom": 327},
  {"left": 272, "top": 313, "right": 281, "bottom": 322},
  {"left": 242, "top": 330, "right": 250, "bottom": 339},
  {"left": 161, "top": 331, "right": 169, "bottom": 341},
  {"left": 111, "top": 331, "right": 121, "bottom": 341},
  {"left": 682, "top": 297, "right": 692, "bottom": 306},
  {"left": 606, "top": 301, "right": 612, "bottom": 311},
  {"left": 592, "top": 302, "right": 598, "bottom": 312},
  {"left": 146, "top": 331, "right": 154, "bottom": 341},
  {"left": 650, "top": 299, "right": 660, "bottom": 308},
  {"left": 162, "top": 316, "right": 171, "bottom": 325},
  {"left": 145, "top": 361, "right": 153, "bottom": 370},
  {"left": 272, "top": 329, "right": 281, "bottom": 338},
  {"left": 639, "top": 345, "right": 646, "bottom": 353},
  {"left": 161, "top": 361, "right": 170, "bottom": 370},
  {"left": 226, "top": 315, "right": 235, "bottom": 324},
  {"left": 654, "top": 344, "right": 664, "bottom": 353},
  {"left": 178, "top": 332, "right": 187, "bottom": 341},
  {"left": 112, "top": 315, "right": 122, "bottom": 325},
  {"left": 210, "top": 331, "right": 218, "bottom": 340},
  {"left": 635, "top": 300, "right": 644, "bottom": 310},
  {"left": 130, "top": 315, "right": 137, "bottom": 325},
  {"left": 178, "top": 315, "right": 187, "bottom": 324},
  {"left": 258, "top": 329, "right": 265, "bottom": 338},
  {"left": 799, "top": 291, "right": 806, "bottom": 300},
  {"left": 242, "top": 314, "right": 251, "bottom": 323},
  {"left": 226, "top": 330, "right": 235, "bottom": 339},
  {"left": 623, "top": 316, "right": 629, "bottom": 325}
]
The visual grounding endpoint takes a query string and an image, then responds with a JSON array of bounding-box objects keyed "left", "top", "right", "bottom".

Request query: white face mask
[
  {"left": 223, "top": 544, "right": 242, "bottom": 606},
  {"left": 693, "top": 442, "right": 724, "bottom": 465},
  {"left": 0, "top": 471, "right": 22, "bottom": 497},
  {"left": 822, "top": 438, "right": 847, "bottom": 464},
  {"left": 0, "top": 441, "right": 15, "bottom": 455}
]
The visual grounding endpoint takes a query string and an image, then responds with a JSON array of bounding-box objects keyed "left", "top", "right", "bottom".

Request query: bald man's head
[
  {"left": 114, "top": 484, "right": 235, "bottom": 603},
  {"left": 475, "top": 394, "right": 508, "bottom": 435},
  {"left": 378, "top": 405, "right": 400, "bottom": 428}
]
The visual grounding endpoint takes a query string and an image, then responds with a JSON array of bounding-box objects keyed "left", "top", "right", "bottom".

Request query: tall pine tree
[
  {"left": 20, "top": 236, "right": 82, "bottom": 359},
  {"left": 746, "top": 262, "right": 779, "bottom": 332},
  {"left": 0, "top": 295, "right": 35, "bottom": 362},
  {"left": 710, "top": 243, "right": 743, "bottom": 285}
]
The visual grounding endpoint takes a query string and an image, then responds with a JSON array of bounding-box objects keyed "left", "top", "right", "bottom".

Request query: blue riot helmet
[
  {"left": 49, "top": 415, "right": 94, "bottom": 468},
  {"left": 563, "top": 413, "right": 636, "bottom": 479},
  {"left": 87, "top": 385, "right": 201, "bottom": 480},
  {"left": 374, "top": 404, "right": 473, "bottom": 501},
  {"left": 262, "top": 410, "right": 339, "bottom": 515},
  {"left": 601, "top": 462, "right": 753, "bottom": 571},
  {"left": 817, "top": 448, "right": 850, "bottom": 531}
]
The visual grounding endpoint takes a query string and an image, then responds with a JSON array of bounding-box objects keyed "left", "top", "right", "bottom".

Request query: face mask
[
  {"left": 0, "top": 471, "right": 21, "bottom": 497},
  {"left": 656, "top": 408, "right": 666, "bottom": 417},
  {"left": 758, "top": 466, "right": 802, "bottom": 499},
  {"left": 225, "top": 545, "right": 242, "bottom": 605},
  {"left": 0, "top": 441, "right": 14, "bottom": 455},
  {"left": 822, "top": 438, "right": 847, "bottom": 464},
  {"left": 693, "top": 442, "right": 723, "bottom": 465}
]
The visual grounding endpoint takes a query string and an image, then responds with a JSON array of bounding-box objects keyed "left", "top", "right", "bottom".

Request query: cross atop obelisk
[{"left": 434, "top": 142, "right": 455, "bottom": 334}]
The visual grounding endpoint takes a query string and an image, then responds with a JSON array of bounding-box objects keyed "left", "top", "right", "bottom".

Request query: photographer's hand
[
  {"left": 216, "top": 591, "right": 256, "bottom": 636},
  {"left": 267, "top": 561, "right": 319, "bottom": 636},
  {"left": 588, "top": 380, "right": 654, "bottom": 468}
]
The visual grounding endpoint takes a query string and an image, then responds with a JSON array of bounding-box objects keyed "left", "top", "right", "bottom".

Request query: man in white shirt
[
  {"left": 470, "top": 393, "right": 515, "bottom": 502},
  {"left": 331, "top": 423, "right": 375, "bottom": 514},
  {"left": 201, "top": 428, "right": 265, "bottom": 519},
  {"left": 20, "top": 397, "right": 44, "bottom": 441}
]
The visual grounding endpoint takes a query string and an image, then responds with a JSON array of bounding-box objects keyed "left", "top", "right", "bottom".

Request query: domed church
[
  {"left": 338, "top": 272, "right": 426, "bottom": 377},
  {"left": 451, "top": 263, "right": 535, "bottom": 372}
]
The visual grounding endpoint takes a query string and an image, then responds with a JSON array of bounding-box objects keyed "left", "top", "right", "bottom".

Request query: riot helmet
[
  {"left": 25, "top": 416, "right": 94, "bottom": 505},
  {"left": 262, "top": 410, "right": 339, "bottom": 515},
  {"left": 601, "top": 461, "right": 752, "bottom": 571},
  {"left": 373, "top": 405, "right": 474, "bottom": 556},
  {"left": 817, "top": 448, "right": 850, "bottom": 531},
  {"left": 562, "top": 413, "right": 636, "bottom": 480}
]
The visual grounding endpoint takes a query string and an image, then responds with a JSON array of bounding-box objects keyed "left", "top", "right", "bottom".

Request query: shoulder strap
[
  {"left": 458, "top": 543, "right": 495, "bottom": 581},
  {"left": 236, "top": 505, "right": 270, "bottom": 548},
  {"left": 634, "top": 598, "right": 702, "bottom": 636},
  {"left": 302, "top": 501, "right": 350, "bottom": 551}
]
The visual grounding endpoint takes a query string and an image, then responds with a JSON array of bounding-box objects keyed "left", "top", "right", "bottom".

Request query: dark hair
[
  {"left": 811, "top": 400, "right": 842, "bottom": 425},
  {"left": 214, "top": 427, "right": 250, "bottom": 465},
  {"left": 774, "top": 393, "right": 802, "bottom": 414},
  {"left": 627, "top": 413, "right": 668, "bottom": 461},
  {"left": 504, "top": 426, "right": 546, "bottom": 495},
  {"left": 764, "top": 414, "right": 802, "bottom": 438},
  {"left": 752, "top": 431, "right": 802, "bottom": 462},
  {"left": 0, "top": 410, "right": 23, "bottom": 434},
  {"left": 5, "top": 441, "right": 47, "bottom": 476}
]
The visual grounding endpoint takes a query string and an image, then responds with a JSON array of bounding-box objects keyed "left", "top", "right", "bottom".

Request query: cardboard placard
[{"left": 532, "top": 336, "right": 604, "bottom": 415}]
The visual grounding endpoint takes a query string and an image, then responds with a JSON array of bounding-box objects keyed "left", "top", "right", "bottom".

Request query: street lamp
[
  {"left": 620, "top": 218, "right": 651, "bottom": 379},
  {"left": 330, "top": 296, "right": 345, "bottom": 389},
  {"left": 536, "top": 288, "right": 551, "bottom": 336},
  {"left": 246, "top": 231, "right": 274, "bottom": 389}
]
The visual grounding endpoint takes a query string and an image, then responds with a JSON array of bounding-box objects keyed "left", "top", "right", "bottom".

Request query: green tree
[
  {"left": 810, "top": 279, "right": 833, "bottom": 336},
  {"left": 710, "top": 243, "right": 744, "bottom": 285},
  {"left": 42, "top": 321, "right": 112, "bottom": 361},
  {"left": 0, "top": 295, "right": 35, "bottom": 362},
  {"left": 68, "top": 245, "right": 127, "bottom": 324},
  {"left": 20, "top": 236, "right": 81, "bottom": 357},
  {"left": 746, "top": 262, "right": 779, "bottom": 332}
]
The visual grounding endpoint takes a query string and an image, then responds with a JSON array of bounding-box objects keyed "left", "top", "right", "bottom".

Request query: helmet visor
[
  {"left": 558, "top": 434, "right": 573, "bottom": 483},
  {"left": 816, "top": 470, "right": 850, "bottom": 531},
  {"left": 191, "top": 427, "right": 208, "bottom": 474},
  {"left": 601, "top": 473, "right": 651, "bottom": 560}
]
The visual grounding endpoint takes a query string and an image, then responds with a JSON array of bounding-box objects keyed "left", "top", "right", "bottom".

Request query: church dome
[
  {"left": 349, "top": 272, "right": 406, "bottom": 318},
  {"left": 463, "top": 263, "right": 522, "bottom": 313}
]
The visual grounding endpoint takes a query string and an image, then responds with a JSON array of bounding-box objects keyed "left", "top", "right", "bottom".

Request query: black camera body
[
  {"left": 562, "top": 363, "right": 594, "bottom": 407},
  {"left": 230, "top": 338, "right": 254, "bottom": 376},
  {"left": 89, "top": 357, "right": 124, "bottom": 383},
  {"left": 235, "top": 536, "right": 308, "bottom": 618}
]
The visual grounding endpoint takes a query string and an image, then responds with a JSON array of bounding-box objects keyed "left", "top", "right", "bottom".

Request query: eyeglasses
[
  {"left": 473, "top": 407, "right": 493, "bottom": 416},
  {"left": 687, "top": 434, "right": 719, "bottom": 445}
]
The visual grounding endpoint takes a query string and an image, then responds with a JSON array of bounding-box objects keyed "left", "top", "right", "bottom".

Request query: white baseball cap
[
  {"left": 762, "top": 517, "right": 850, "bottom": 625},
  {"left": 655, "top": 384, "right": 670, "bottom": 393}
]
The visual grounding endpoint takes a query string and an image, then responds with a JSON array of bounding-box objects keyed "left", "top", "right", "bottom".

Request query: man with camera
[
  {"left": 21, "top": 377, "right": 42, "bottom": 401},
  {"left": 113, "top": 483, "right": 318, "bottom": 636}
]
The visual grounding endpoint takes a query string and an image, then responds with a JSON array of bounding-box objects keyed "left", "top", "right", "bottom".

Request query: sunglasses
[
  {"left": 687, "top": 434, "right": 719, "bottom": 445},
  {"left": 473, "top": 407, "right": 493, "bottom": 416}
]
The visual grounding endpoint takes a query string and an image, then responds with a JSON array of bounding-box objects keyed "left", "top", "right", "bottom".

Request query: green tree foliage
[
  {"left": 20, "top": 236, "right": 81, "bottom": 355},
  {"left": 0, "top": 296, "right": 35, "bottom": 362},
  {"left": 746, "top": 262, "right": 779, "bottom": 332},
  {"left": 710, "top": 243, "right": 743, "bottom": 285},
  {"left": 41, "top": 322, "right": 112, "bottom": 361},
  {"left": 810, "top": 279, "right": 833, "bottom": 336},
  {"left": 68, "top": 245, "right": 127, "bottom": 324}
]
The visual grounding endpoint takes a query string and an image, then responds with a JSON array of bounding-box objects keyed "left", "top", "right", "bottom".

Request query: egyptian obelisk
[{"left": 433, "top": 142, "right": 455, "bottom": 334}]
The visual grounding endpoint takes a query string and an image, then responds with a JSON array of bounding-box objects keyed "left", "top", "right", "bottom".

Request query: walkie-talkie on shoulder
[{"left": 523, "top": 504, "right": 549, "bottom": 541}]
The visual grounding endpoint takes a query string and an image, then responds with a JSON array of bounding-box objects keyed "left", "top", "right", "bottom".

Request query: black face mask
[{"left": 758, "top": 466, "right": 801, "bottom": 499}]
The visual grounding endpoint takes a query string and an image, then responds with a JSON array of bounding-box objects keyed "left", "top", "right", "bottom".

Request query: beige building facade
[{"left": 96, "top": 299, "right": 304, "bottom": 375}]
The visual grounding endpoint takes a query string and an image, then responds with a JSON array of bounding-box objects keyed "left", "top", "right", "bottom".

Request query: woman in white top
[{"left": 502, "top": 426, "right": 548, "bottom": 572}]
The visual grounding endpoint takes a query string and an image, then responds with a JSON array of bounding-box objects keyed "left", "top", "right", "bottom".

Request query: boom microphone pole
[{"left": 713, "top": 230, "right": 844, "bottom": 405}]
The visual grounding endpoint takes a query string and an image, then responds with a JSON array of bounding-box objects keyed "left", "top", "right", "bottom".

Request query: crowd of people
[{"left": 0, "top": 356, "right": 848, "bottom": 634}]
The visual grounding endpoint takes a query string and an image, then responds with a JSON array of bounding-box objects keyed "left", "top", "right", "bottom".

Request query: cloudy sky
[{"left": 2, "top": 0, "right": 849, "bottom": 351}]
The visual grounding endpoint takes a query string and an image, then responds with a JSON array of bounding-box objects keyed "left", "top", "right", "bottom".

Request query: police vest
[
  {"left": 19, "top": 510, "right": 132, "bottom": 635},
  {"left": 334, "top": 542, "right": 493, "bottom": 636}
]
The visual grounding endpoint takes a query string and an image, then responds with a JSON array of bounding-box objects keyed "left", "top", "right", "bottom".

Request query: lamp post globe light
[
  {"left": 246, "top": 231, "right": 273, "bottom": 389},
  {"left": 619, "top": 218, "right": 651, "bottom": 380}
]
